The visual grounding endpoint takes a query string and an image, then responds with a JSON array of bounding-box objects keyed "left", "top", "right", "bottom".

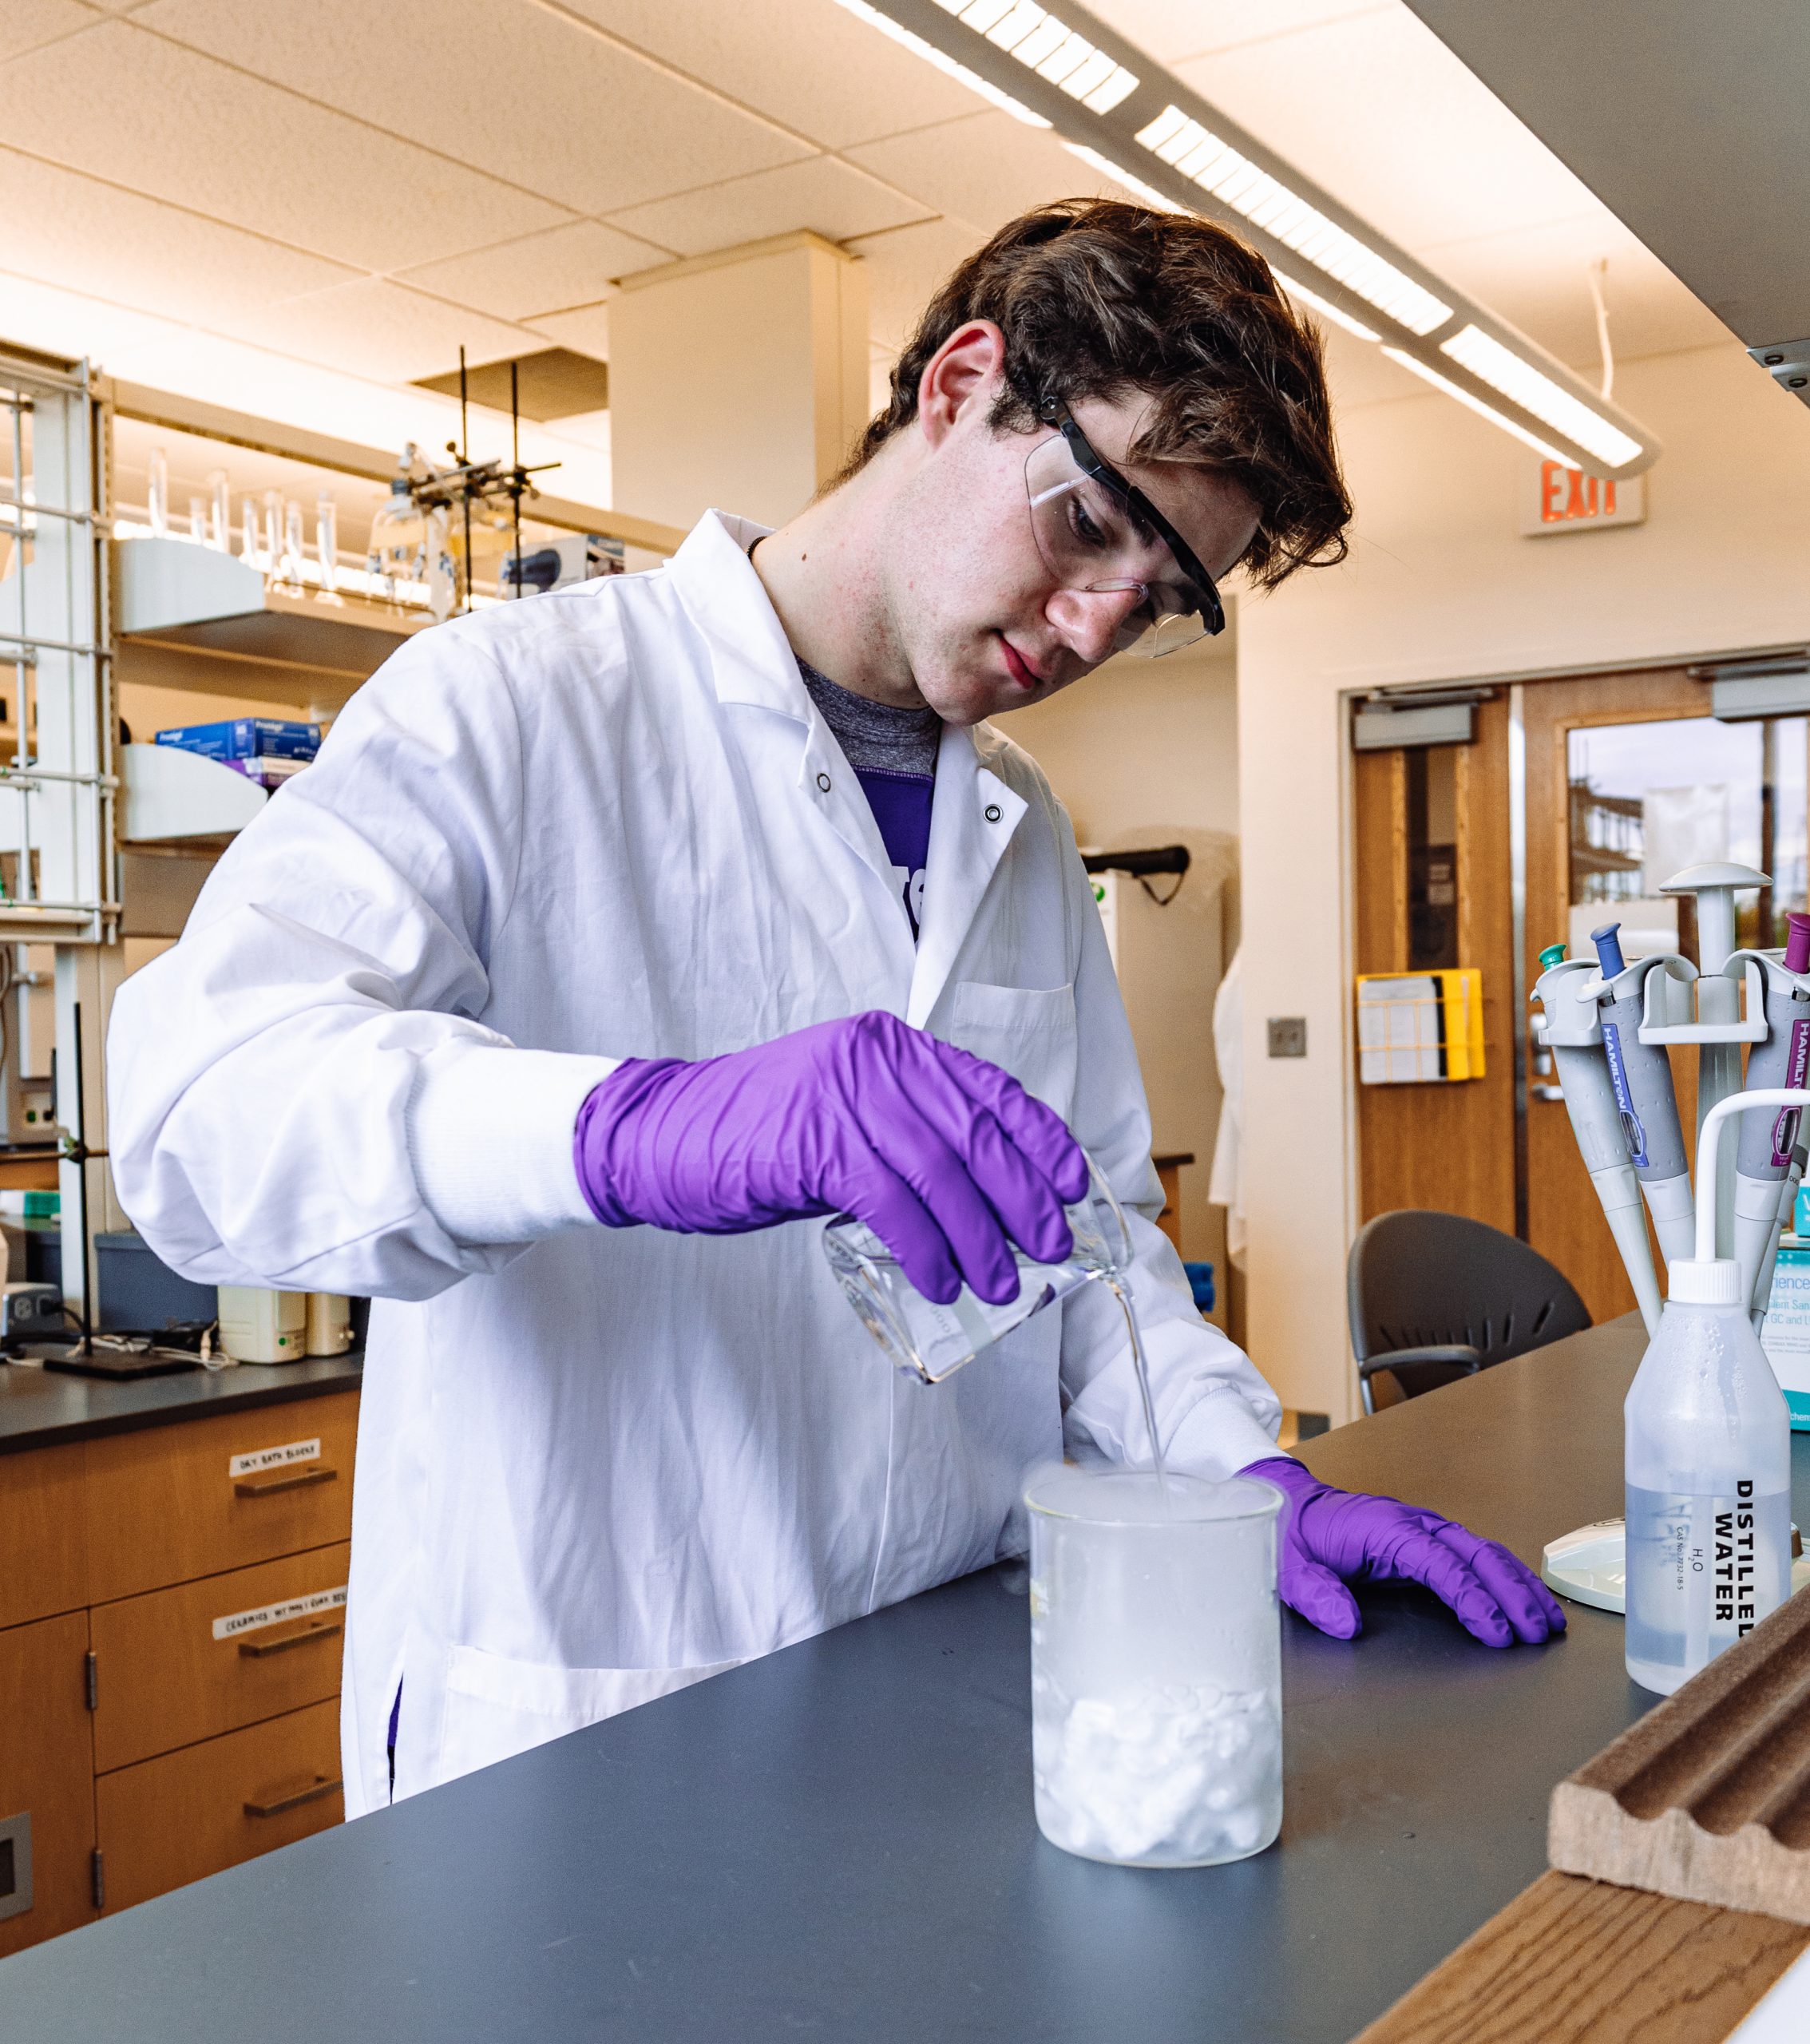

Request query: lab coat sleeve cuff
[
  {"left": 407, "top": 1041, "right": 620, "bottom": 1247},
  {"left": 1165, "top": 1385, "right": 1288, "bottom": 1483}
]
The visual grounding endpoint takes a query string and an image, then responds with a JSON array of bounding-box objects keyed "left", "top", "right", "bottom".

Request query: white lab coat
[{"left": 108, "top": 511, "right": 1281, "bottom": 1816}]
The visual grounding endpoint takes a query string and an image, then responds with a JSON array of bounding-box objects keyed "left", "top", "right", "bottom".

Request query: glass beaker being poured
[{"left": 822, "top": 1152, "right": 1168, "bottom": 1477}]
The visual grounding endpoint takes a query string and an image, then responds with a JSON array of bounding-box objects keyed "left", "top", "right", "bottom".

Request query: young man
[{"left": 110, "top": 201, "right": 1561, "bottom": 1816}]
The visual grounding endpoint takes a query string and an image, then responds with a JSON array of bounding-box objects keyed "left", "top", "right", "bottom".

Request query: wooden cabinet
[
  {"left": 0, "top": 1442, "right": 88, "bottom": 1632},
  {"left": 0, "top": 1613, "right": 95, "bottom": 1958},
  {"left": 85, "top": 1393, "right": 357, "bottom": 1602},
  {"left": 96, "top": 1699, "right": 343, "bottom": 1915},
  {"left": 91, "top": 1543, "right": 350, "bottom": 1773},
  {"left": 0, "top": 1380, "right": 358, "bottom": 1950}
]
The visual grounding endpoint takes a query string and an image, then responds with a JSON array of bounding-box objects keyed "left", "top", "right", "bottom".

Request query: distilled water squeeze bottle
[{"left": 1625, "top": 1091, "right": 1799, "bottom": 1695}]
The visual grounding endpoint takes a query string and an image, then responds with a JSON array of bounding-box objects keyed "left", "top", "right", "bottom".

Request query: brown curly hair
[{"left": 848, "top": 199, "right": 1352, "bottom": 588}]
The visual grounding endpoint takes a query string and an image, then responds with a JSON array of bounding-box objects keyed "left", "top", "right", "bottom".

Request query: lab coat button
[
  {"left": 817, "top": 771, "right": 832, "bottom": 794},
  {"left": 984, "top": 803, "right": 1002, "bottom": 823}
]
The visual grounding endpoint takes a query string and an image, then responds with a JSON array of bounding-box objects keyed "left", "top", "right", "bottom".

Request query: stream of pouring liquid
[{"left": 1103, "top": 1274, "right": 1170, "bottom": 1500}]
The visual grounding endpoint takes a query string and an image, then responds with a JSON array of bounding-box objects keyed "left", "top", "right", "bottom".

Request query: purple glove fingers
[
  {"left": 836, "top": 1154, "right": 965, "bottom": 1305},
  {"left": 1430, "top": 1524, "right": 1566, "bottom": 1643},
  {"left": 926, "top": 1099, "right": 1075, "bottom": 1269},
  {"left": 863, "top": 1104, "right": 1021, "bottom": 1307},
  {"left": 1369, "top": 1521, "right": 1515, "bottom": 1647},
  {"left": 1277, "top": 1557, "right": 1363, "bottom": 1640},
  {"left": 916, "top": 1036, "right": 1091, "bottom": 1208}
]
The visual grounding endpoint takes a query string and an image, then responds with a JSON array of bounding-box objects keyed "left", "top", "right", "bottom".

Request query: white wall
[
  {"left": 1008, "top": 638, "right": 1240, "bottom": 843},
  {"left": 1237, "top": 343, "right": 1810, "bottom": 1424},
  {"left": 1008, "top": 643, "right": 1241, "bottom": 1296}
]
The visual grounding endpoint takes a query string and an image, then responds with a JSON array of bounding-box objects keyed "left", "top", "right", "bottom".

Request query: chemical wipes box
[{"left": 1762, "top": 1246, "right": 1810, "bottom": 1428}]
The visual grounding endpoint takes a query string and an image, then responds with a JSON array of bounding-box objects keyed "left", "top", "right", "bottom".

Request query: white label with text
[
  {"left": 228, "top": 1437, "right": 321, "bottom": 1480},
  {"left": 212, "top": 1585, "right": 347, "bottom": 1642}
]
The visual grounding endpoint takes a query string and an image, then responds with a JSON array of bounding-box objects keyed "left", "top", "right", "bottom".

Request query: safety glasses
[{"left": 1024, "top": 396, "right": 1226, "bottom": 659}]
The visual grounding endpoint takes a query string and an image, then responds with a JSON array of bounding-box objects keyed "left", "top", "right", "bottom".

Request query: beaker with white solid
[{"left": 1027, "top": 1467, "right": 1283, "bottom": 1868}]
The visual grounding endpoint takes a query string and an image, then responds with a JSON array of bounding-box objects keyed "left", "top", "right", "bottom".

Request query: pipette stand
[
  {"left": 1535, "top": 863, "right": 1785, "bottom": 1329},
  {"left": 1531, "top": 957, "right": 1664, "bottom": 1333}
]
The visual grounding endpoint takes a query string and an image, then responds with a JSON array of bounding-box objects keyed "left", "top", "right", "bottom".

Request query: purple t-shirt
[{"left": 797, "top": 659, "right": 941, "bottom": 940}]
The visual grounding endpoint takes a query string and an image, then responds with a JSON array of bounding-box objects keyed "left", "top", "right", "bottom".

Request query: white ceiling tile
[
  {"left": 1094, "top": 0, "right": 1388, "bottom": 65},
  {"left": 397, "top": 222, "right": 673, "bottom": 323},
  {"left": 605, "top": 157, "right": 933, "bottom": 260},
  {"left": 0, "top": 21, "right": 571, "bottom": 271},
  {"left": 844, "top": 214, "right": 991, "bottom": 355},
  {"left": 137, "top": 0, "right": 812, "bottom": 215},
  {"left": 521, "top": 301, "right": 612, "bottom": 361},
  {"left": 1424, "top": 220, "right": 1734, "bottom": 370},
  {"left": 846, "top": 113, "right": 1095, "bottom": 244},
  {"left": 218, "top": 278, "right": 541, "bottom": 386},
  {"left": 0, "top": 0, "right": 97, "bottom": 61},
  {"left": 1170, "top": 8, "right": 1607, "bottom": 252},
  {"left": 560, "top": 0, "right": 989, "bottom": 149},
  {"left": 0, "top": 146, "right": 357, "bottom": 323}
]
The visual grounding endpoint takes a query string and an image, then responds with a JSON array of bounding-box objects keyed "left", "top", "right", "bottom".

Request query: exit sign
[{"left": 1520, "top": 459, "right": 1646, "bottom": 536}]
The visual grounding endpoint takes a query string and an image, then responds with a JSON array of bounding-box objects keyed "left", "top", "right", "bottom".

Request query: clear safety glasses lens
[{"left": 1024, "top": 432, "right": 1214, "bottom": 660}]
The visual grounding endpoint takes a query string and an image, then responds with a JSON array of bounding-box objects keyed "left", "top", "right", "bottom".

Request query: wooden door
[
  {"left": 1522, "top": 667, "right": 1810, "bottom": 1322},
  {"left": 1353, "top": 691, "right": 1516, "bottom": 1229}
]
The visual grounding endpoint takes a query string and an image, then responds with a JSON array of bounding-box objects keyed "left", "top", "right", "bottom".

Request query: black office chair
[{"left": 1347, "top": 1210, "right": 1590, "bottom": 1414}]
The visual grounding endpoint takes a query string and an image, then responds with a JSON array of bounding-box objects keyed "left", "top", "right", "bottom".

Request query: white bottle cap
[{"left": 1666, "top": 1258, "right": 1745, "bottom": 1305}]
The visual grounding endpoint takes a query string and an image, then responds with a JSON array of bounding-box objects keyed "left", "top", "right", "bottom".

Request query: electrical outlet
[{"left": 1267, "top": 1016, "right": 1307, "bottom": 1059}]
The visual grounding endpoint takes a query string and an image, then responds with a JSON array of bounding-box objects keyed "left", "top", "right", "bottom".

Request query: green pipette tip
[{"left": 1538, "top": 943, "right": 1566, "bottom": 970}]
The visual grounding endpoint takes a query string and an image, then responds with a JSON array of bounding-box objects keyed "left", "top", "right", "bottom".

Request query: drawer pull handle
[
  {"left": 234, "top": 1465, "right": 338, "bottom": 1498},
  {"left": 244, "top": 1774, "right": 342, "bottom": 1820},
  {"left": 238, "top": 1618, "right": 343, "bottom": 1659}
]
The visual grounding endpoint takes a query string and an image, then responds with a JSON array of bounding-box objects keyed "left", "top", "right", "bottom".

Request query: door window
[{"left": 1566, "top": 717, "right": 1808, "bottom": 961}]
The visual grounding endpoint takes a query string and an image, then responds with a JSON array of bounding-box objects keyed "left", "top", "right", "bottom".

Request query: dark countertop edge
[{"left": 0, "top": 1354, "right": 362, "bottom": 1456}]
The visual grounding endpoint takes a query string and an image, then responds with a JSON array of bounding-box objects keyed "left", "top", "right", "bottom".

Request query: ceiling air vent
[{"left": 413, "top": 348, "right": 608, "bottom": 421}]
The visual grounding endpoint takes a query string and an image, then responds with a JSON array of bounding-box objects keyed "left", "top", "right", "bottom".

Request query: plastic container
[
  {"left": 1626, "top": 1255, "right": 1792, "bottom": 1695},
  {"left": 1026, "top": 1467, "right": 1283, "bottom": 1868},
  {"left": 93, "top": 1230, "right": 217, "bottom": 1333},
  {"left": 822, "top": 1156, "right": 1131, "bottom": 1383}
]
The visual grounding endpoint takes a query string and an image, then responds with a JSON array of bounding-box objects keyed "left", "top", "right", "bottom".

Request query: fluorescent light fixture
[
  {"left": 831, "top": 0, "right": 1660, "bottom": 477},
  {"left": 1381, "top": 347, "right": 1578, "bottom": 467},
  {"left": 1440, "top": 323, "right": 1643, "bottom": 472},
  {"left": 831, "top": 0, "right": 1051, "bottom": 125},
  {"left": 935, "top": 0, "right": 1138, "bottom": 113},
  {"left": 1061, "top": 141, "right": 1185, "bottom": 212},
  {"left": 1269, "top": 271, "right": 1380, "bottom": 345},
  {"left": 1135, "top": 105, "right": 1450, "bottom": 337}
]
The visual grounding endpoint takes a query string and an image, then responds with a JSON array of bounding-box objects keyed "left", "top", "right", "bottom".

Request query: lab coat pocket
[
  {"left": 440, "top": 1644, "right": 739, "bottom": 1781},
  {"left": 946, "top": 980, "right": 1079, "bottom": 1119}
]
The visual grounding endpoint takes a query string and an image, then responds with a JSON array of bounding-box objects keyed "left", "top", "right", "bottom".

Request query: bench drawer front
[
  {"left": 92, "top": 1542, "right": 350, "bottom": 1773},
  {"left": 96, "top": 1699, "right": 343, "bottom": 1914},
  {"left": 85, "top": 1392, "right": 356, "bottom": 1600}
]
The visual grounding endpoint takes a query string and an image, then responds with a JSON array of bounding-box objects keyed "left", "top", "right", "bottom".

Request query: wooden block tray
[{"left": 1550, "top": 1588, "right": 1810, "bottom": 1923}]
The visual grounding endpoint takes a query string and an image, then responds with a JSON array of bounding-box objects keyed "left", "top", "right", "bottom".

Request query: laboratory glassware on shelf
[{"left": 1028, "top": 1465, "right": 1283, "bottom": 1866}]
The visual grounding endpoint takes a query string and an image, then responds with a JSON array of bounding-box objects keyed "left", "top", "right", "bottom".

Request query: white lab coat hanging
[{"left": 108, "top": 511, "right": 1281, "bottom": 1816}]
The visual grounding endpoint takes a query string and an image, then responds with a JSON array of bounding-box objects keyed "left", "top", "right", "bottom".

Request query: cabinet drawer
[
  {"left": 96, "top": 1698, "right": 343, "bottom": 1914},
  {"left": 0, "top": 1441, "right": 88, "bottom": 1628},
  {"left": 85, "top": 1392, "right": 357, "bottom": 1601},
  {"left": 92, "top": 1542, "right": 350, "bottom": 1773}
]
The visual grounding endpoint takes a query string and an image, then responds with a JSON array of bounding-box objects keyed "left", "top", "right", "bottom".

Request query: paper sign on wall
[
  {"left": 228, "top": 1437, "right": 320, "bottom": 1479},
  {"left": 1520, "top": 459, "right": 1646, "bottom": 536}
]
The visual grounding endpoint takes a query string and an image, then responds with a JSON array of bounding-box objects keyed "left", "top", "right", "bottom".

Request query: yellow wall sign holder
[{"left": 1356, "top": 969, "right": 1486, "bottom": 1084}]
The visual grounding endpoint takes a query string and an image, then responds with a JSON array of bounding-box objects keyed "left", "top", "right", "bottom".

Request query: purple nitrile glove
[
  {"left": 1242, "top": 1456, "right": 1566, "bottom": 1649},
  {"left": 573, "top": 1010, "right": 1090, "bottom": 1308}
]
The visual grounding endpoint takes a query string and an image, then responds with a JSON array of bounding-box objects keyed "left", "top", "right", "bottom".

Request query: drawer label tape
[
  {"left": 212, "top": 1585, "right": 347, "bottom": 1642},
  {"left": 228, "top": 1436, "right": 321, "bottom": 1479}
]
